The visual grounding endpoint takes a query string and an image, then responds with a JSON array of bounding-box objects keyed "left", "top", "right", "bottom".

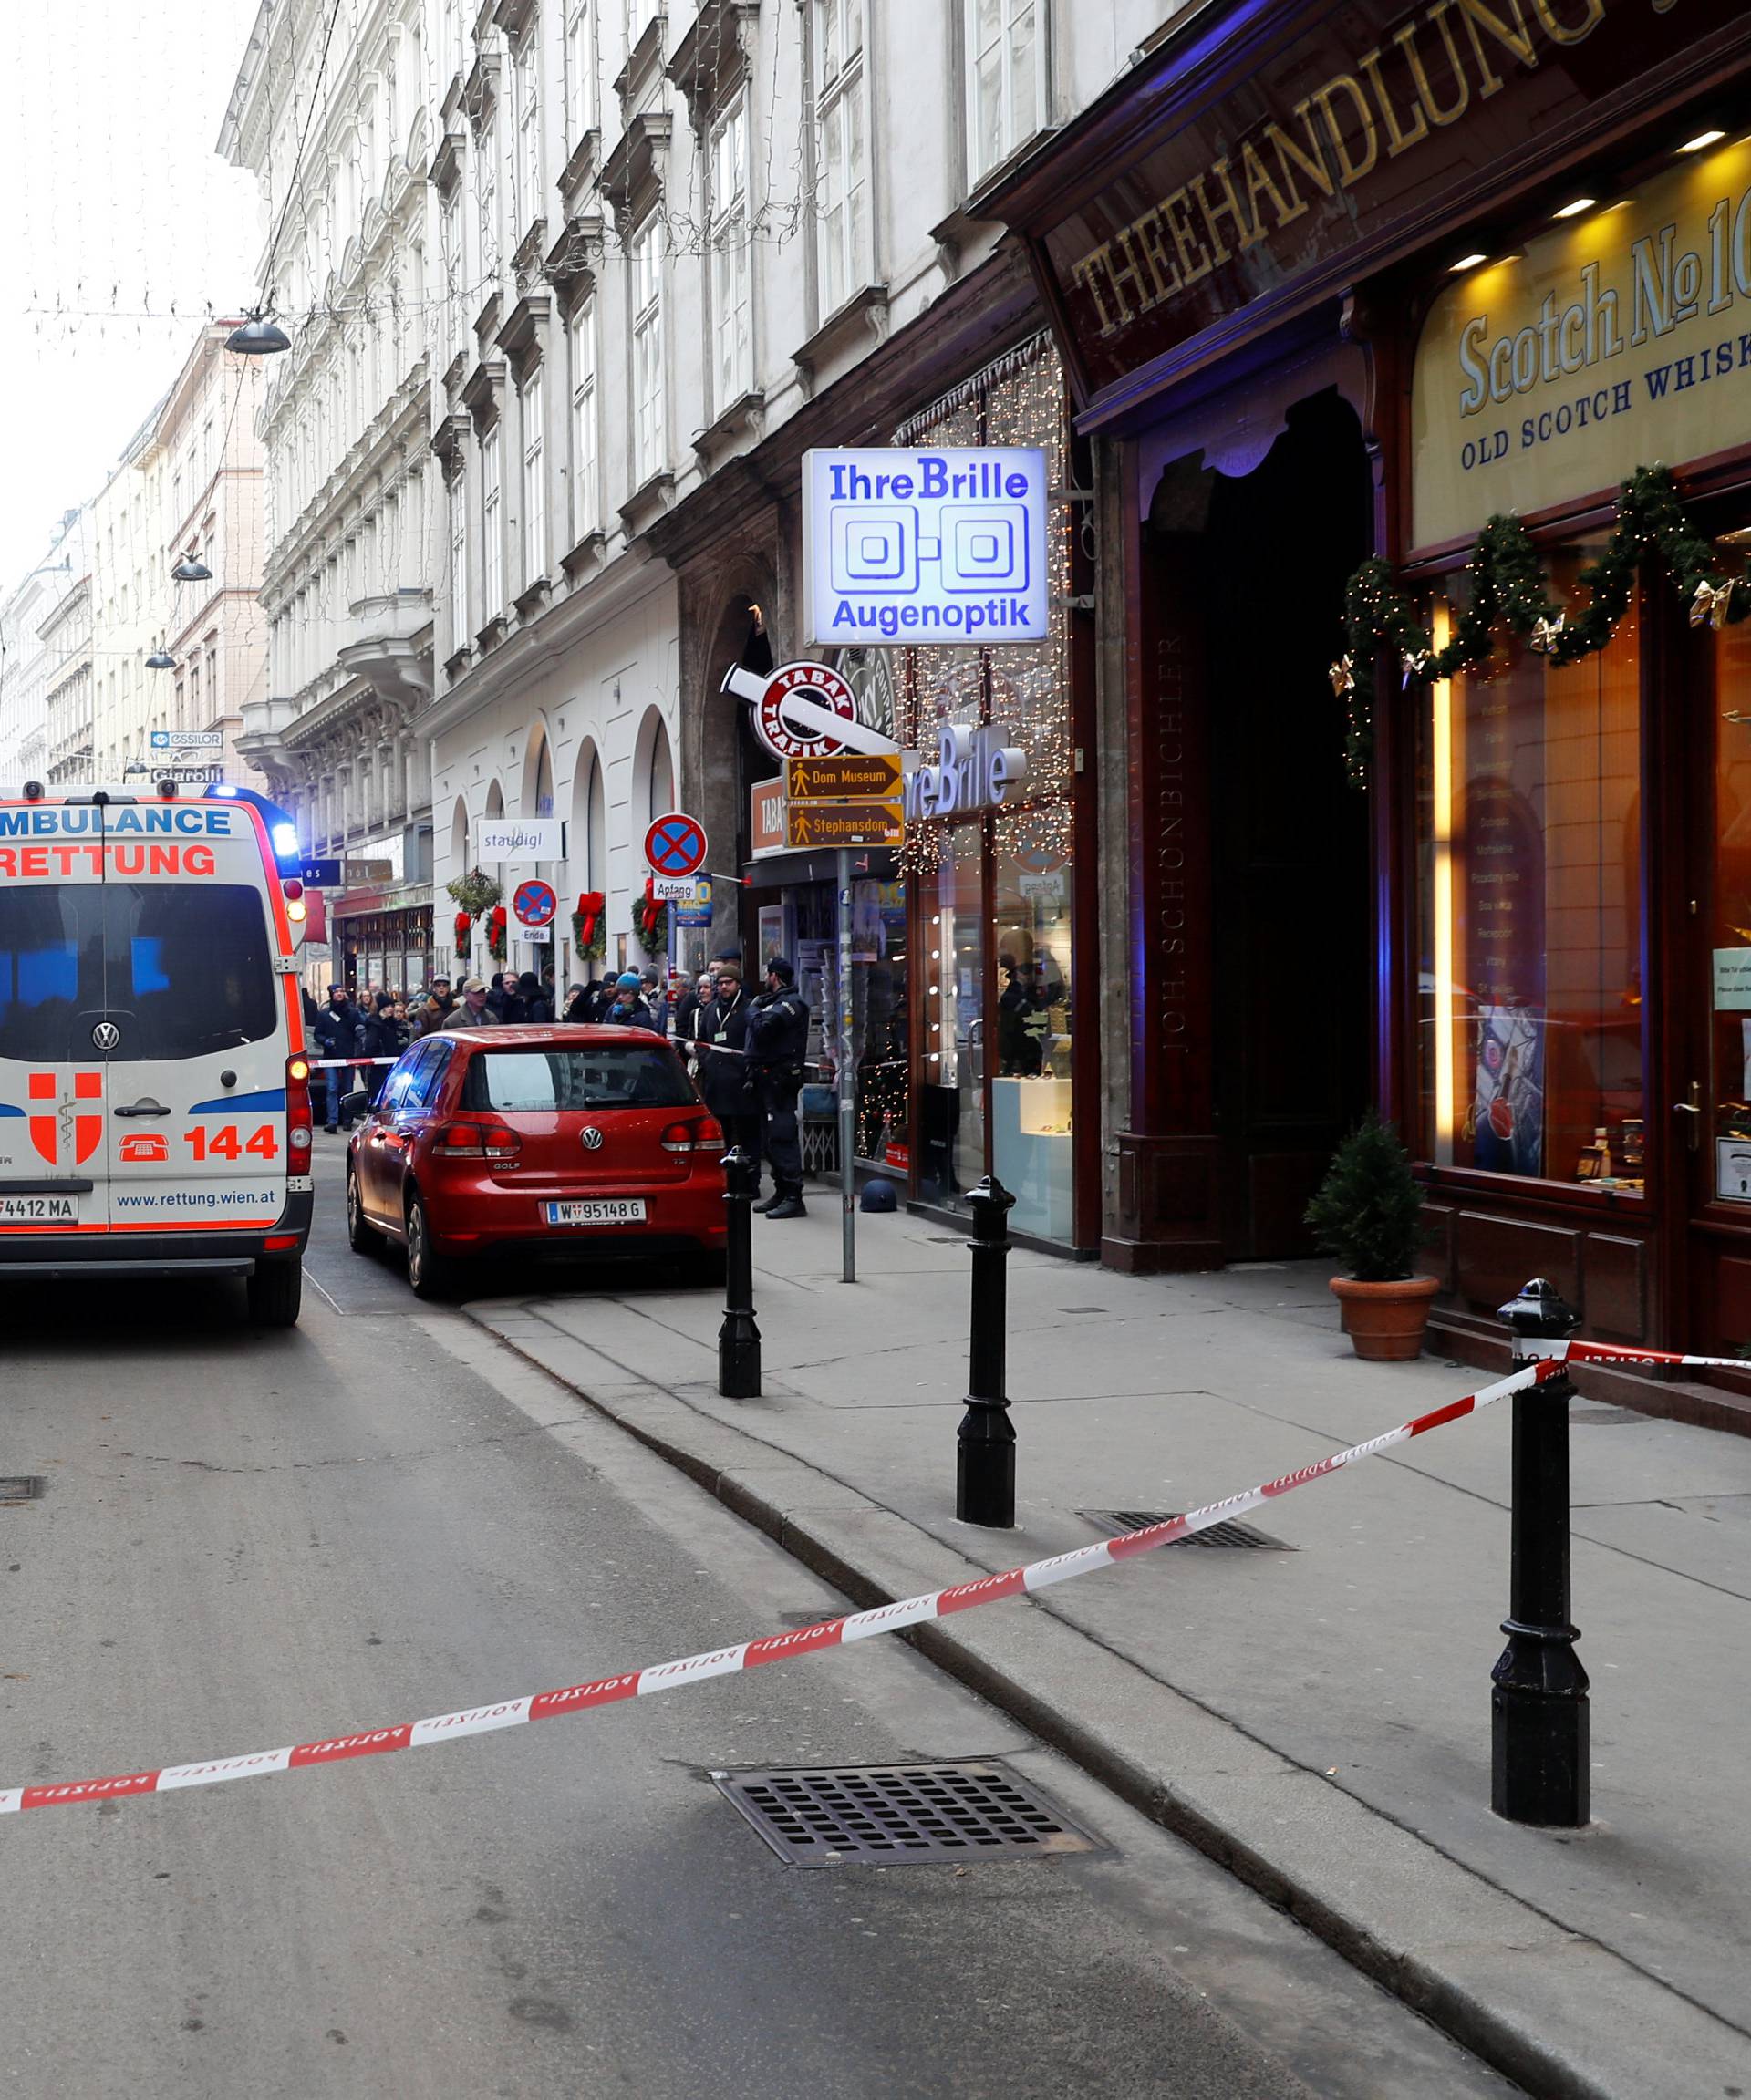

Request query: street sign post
[
  {"left": 643, "top": 812, "right": 709, "bottom": 879},
  {"left": 513, "top": 878, "right": 557, "bottom": 928},
  {"left": 786, "top": 753, "right": 903, "bottom": 800},
  {"left": 785, "top": 802, "right": 903, "bottom": 849},
  {"left": 300, "top": 857, "right": 344, "bottom": 888}
]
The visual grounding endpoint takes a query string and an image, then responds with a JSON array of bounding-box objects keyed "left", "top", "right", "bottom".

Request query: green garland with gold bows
[{"left": 1333, "top": 466, "right": 1751, "bottom": 785}]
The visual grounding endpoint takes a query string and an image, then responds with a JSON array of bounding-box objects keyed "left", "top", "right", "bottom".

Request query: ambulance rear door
[
  {"left": 0, "top": 807, "right": 112, "bottom": 1236},
  {"left": 98, "top": 802, "right": 293, "bottom": 1240}
]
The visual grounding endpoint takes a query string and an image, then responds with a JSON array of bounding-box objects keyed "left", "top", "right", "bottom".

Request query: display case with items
[{"left": 992, "top": 1073, "right": 1072, "bottom": 1242}]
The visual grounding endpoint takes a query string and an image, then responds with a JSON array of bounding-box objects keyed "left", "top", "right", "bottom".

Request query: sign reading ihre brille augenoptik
[{"left": 802, "top": 448, "right": 1050, "bottom": 647}]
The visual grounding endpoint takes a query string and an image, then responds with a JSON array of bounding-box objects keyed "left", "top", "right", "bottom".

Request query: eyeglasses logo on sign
[{"left": 802, "top": 449, "right": 1050, "bottom": 647}]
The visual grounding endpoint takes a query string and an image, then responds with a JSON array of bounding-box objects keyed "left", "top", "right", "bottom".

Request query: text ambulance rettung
[{"left": 0, "top": 785, "right": 316, "bottom": 1327}]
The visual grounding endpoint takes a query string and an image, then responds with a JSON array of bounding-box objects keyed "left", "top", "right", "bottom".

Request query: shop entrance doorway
[{"left": 1198, "top": 390, "right": 1373, "bottom": 1257}]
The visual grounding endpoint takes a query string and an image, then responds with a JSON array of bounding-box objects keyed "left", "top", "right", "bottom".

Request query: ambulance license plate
[
  {"left": 0, "top": 1195, "right": 77, "bottom": 1224},
  {"left": 544, "top": 1199, "right": 646, "bottom": 1226}
]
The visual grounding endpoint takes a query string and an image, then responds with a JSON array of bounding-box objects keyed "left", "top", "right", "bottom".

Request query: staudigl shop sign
[
  {"left": 1038, "top": 0, "right": 1747, "bottom": 402},
  {"left": 1412, "top": 136, "right": 1751, "bottom": 548}
]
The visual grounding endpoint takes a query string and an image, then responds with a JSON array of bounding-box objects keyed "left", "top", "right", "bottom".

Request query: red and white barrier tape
[
  {"left": 308, "top": 1057, "right": 399, "bottom": 1070},
  {"left": 1521, "top": 1337, "right": 1749, "bottom": 1373},
  {"left": 0, "top": 1359, "right": 1557, "bottom": 1817}
]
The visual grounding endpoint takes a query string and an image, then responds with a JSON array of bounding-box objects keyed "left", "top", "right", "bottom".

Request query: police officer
[{"left": 746, "top": 957, "right": 810, "bottom": 1217}]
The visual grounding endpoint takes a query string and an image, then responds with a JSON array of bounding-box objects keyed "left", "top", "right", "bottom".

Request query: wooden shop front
[{"left": 985, "top": 0, "right": 1751, "bottom": 1401}]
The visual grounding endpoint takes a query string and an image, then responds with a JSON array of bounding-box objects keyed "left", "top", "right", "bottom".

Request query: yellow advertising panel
[{"left": 1412, "top": 136, "right": 1751, "bottom": 553}]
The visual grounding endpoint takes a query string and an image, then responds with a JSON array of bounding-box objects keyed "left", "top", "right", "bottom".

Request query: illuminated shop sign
[{"left": 902, "top": 722, "right": 1030, "bottom": 822}]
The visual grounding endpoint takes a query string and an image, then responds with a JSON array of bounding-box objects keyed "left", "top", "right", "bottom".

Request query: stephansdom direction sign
[{"left": 802, "top": 448, "right": 1050, "bottom": 647}]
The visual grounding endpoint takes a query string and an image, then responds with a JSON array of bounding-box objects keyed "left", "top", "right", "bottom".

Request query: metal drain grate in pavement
[
  {"left": 0, "top": 1478, "right": 46, "bottom": 1505},
  {"left": 713, "top": 1762, "right": 1101, "bottom": 1867},
  {"left": 1083, "top": 1508, "right": 1292, "bottom": 1549}
]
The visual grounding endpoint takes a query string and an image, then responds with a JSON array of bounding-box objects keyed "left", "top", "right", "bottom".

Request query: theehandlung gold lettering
[
  {"left": 1454, "top": 0, "right": 1538, "bottom": 97},
  {"left": 1311, "top": 73, "right": 1380, "bottom": 188},
  {"left": 1396, "top": 8, "right": 1471, "bottom": 128},
  {"left": 1359, "top": 44, "right": 1430, "bottom": 157}
]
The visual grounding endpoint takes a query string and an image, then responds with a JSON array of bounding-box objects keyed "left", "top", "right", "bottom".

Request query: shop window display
[
  {"left": 900, "top": 334, "right": 1079, "bottom": 1240},
  {"left": 1709, "top": 610, "right": 1751, "bottom": 1201},
  {"left": 1415, "top": 555, "right": 1643, "bottom": 1191}
]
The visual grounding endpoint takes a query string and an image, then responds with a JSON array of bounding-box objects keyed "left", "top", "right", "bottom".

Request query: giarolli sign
[{"left": 902, "top": 722, "right": 1029, "bottom": 822}]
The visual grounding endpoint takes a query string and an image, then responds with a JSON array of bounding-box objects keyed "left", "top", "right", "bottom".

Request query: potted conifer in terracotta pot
[{"left": 1304, "top": 1113, "right": 1437, "bottom": 1361}]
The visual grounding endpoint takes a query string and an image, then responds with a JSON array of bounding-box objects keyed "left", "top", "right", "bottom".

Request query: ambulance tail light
[
  {"left": 433, "top": 1118, "right": 523, "bottom": 1163},
  {"left": 285, "top": 1054, "right": 315, "bottom": 1157}
]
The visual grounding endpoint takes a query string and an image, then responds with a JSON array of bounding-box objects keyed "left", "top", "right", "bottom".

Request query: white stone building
[
  {"left": 222, "top": 0, "right": 440, "bottom": 994},
  {"left": 418, "top": 0, "right": 1185, "bottom": 991},
  {"left": 0, "top": 510, "right": 87, "bottom": 792},
  {"left": 88, "top": 404, "right": 171, "bottom": 782}
]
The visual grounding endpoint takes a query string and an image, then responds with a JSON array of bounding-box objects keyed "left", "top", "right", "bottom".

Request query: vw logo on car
[
  {"left": 579, "top": 1125, "right": 605, "bottom": 1151},
  {"left": 90, "top": 1021, "right": 121, "bottom": 1051}
]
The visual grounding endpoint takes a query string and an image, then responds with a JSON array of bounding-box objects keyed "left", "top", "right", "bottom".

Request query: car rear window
[
  {"left": 0, "top": 884, "right": 277, "bottom": 1063},
  {"left": 464, "top": 1045, "right": 696, "bottom": 1112}
]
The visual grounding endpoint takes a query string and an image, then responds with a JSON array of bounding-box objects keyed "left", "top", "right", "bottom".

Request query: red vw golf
[{"left": 344, "top": 1026, "right": 726, "bottom": 1297}]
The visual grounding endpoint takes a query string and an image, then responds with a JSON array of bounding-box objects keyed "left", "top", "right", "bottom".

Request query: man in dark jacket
[
  {"left": 516, "top": 969, "right": 553, "bottom": 1022},
  {"left": 314, "top": 986, "right": 360, "bottom": 1132},
  {"left": 746, "top": 957, "right": 810, "bottom": 1217},
  {"left": 354, "top": 995, "right": 406, "bottom": 1102},
  {"left": 694, "top": 961, "right": 759, "bottom": 1174}
]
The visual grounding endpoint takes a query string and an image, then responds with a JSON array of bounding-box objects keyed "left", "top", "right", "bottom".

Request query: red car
[{"left": 344, "top": 1025, "right": 726, "bottom": 1297}]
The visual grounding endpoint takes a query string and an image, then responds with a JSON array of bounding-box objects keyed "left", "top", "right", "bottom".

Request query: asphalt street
[{"left": 0, "top": 1144, "right": 1521, "bottom": 2100}]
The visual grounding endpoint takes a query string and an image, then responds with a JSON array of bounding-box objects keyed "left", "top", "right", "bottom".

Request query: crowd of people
[{"left": 304, "top": 949, "right": 814, "bottom": 1216}]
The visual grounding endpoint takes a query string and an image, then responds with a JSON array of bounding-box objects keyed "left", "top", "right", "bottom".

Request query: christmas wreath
[
  {"left": 1333, "top": 464, "right": 1750, "bottom": 785},
  {"left": 486, "top": 905, "right": 508, "bottom": 963},
  {"left": 635, "top": 877, "right": 668, "bottom": 957},
  {"left": 445, "top": 865, "right": 502, "bottom": 916},
  {"left": 571, "top": 890, "right": 606, "bottom": 963},
  {"left": 452, "top": 910, "right": 472, "bottom": 962}
]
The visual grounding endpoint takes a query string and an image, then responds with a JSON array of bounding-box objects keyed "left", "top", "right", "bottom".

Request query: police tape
[
  {"left": 0, "top": 1359, "right": 1557, "bottom": 1816},
  {"left": 1519, "top": 1337, "right": 1749, "bottom": 1373}
]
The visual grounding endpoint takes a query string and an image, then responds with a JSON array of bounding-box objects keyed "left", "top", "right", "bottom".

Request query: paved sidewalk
[{"left": 462, "top": 1201, "right": 1751, "bottom": 2100}]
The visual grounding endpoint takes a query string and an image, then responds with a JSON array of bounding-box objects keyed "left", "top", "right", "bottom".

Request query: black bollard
[
  {"left": 956, "top": 1176, "right": 1017, "bottom": 1527},
  {"left": 1491, "top": 1277, "right": 1589, "bottom": 1826},
  {"left": 718, "top": 1146, "right": 762, "bottom": 1399}
]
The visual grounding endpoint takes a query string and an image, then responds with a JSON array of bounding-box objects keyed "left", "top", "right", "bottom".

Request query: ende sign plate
[
  {"left": 1413, "top": 133, "right": 1751, "bottom": 550},
  {"left": 802, "top": 448, "right": 1050, "bottom": 647}
]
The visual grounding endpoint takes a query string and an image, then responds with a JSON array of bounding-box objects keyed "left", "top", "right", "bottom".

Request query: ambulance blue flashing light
[{"left": 201, "top": 782, "right": 303, "bottom": 872}]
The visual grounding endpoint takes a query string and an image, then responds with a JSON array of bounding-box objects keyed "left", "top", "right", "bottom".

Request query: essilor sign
[{"left": 902, "top": 722, "right": 1028, "bottom": 822}]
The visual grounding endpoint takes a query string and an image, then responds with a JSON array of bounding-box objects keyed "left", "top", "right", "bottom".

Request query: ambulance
[{"left": 0, "top": 781, "right": 315, "bottom": 1326}]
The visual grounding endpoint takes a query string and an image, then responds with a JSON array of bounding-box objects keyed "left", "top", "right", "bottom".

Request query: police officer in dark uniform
[{"left": 746, "top": 957, "right": 810, "bottom": 1217}]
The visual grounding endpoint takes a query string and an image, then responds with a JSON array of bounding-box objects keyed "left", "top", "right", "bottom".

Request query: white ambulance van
[{"left": 0, "top": 782, "right": 315, "bottom": 1325}]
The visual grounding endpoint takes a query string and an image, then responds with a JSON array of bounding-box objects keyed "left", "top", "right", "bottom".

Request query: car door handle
[{"left": 113, "top": 1101, "right": 172, "bottom": 1117}]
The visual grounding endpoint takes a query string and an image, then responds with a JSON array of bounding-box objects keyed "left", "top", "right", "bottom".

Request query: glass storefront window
[
  {"left": 1415, "top": 558, "right": 1644, "bottom": 1189},
  {"left": 918, "top": 827, "right": 985, "bottom": 1205},
  {"left": 992, "top": 810, "right": 1073, "bottom": 1238},
  {"left": 1709, "top": 614, "right": 1751, "bottom": 1199}
]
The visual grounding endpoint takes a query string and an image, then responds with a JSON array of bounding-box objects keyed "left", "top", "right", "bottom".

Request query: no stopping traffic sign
[
  {"left": 643, "top": 812, "right": 708, "bottom": 878},
  {"left": 513, "top": 880, "right": 557, "bottom": 928}
]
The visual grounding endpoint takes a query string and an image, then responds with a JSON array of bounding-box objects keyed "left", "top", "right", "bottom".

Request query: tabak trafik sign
[
  {"left": 1028, "top": 0, "right": 1749, "bottom": 404},
  {"left": 1412, "top": 133, "right": 1751, "bottom": 547}
]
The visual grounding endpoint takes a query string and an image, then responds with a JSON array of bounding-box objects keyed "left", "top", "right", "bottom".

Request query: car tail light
[
  {"left": 285, "top": 1053, "right": 314, "bottom": 1156},
  {"left": 660, "top": 1116, "right": 722, "bottom": 1153},
  {"left": 433, "top": 1117, "right": 523, "bottom": 1162}
]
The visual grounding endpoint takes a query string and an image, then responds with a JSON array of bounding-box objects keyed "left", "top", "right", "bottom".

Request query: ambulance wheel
[
  {"left": 404, "top": 1194, "right": 452, "bottom": 1301},
  {"left": 346, "top": 1165, "right": 376, "bottom": 1254},
  {"left": 246, "top": 1257, "right": 303, "bottom": 1329}
]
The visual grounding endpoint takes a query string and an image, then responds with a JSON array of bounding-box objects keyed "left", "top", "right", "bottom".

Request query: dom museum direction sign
[{"left": 802, "top": 448, "right": 1050, "bottom": 647}]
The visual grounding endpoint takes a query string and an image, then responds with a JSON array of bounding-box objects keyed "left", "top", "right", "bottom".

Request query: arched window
[
  {"left": 571, "top": 740, "right": 606, "bottom": 891},
  {"left": 635, "top": 706, "right": 674, "bottom": 829},
  {"left": 523, "top": 719, "right": 555, "bottom": 817}
]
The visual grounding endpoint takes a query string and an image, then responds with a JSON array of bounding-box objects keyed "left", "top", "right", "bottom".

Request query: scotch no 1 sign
[{"left": 802, "top": 447, "right": 1050, "bottom": 647}]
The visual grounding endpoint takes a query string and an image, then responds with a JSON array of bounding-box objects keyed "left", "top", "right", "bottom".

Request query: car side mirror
[{"left": 339, "top": 1090, "right": 373, "bottom": 1116}]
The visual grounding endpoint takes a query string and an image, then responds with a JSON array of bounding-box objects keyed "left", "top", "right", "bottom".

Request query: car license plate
[
  {"left": 545, "top": 1199, "right": 647, "bottom": 1226},
  {"left": 0, "top": 1195, "right": 77, "bottom": 1224}
]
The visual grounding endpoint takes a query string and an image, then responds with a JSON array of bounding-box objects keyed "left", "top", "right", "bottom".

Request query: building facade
[
  {"left": 987, "top": 2, "right": 1751, "bottom": 1382},
  {"left": 0, "top": 510, "right": 87, "bottom": 793},
  {"left": 223, "top": 0, "right": 440, "bottom": 994},
  {"left": 40, "top": 570, "right": 94, "bottom": 788},
  {"left": 414, "top": 0, "right": 1179, "bottom": 1248}
]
